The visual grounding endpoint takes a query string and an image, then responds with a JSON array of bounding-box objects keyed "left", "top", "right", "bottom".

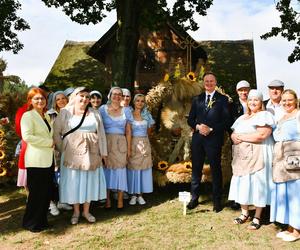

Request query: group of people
[
  {"left": 187, "top": 72, "right": 300, "bottom": 242},
  {"left": 17, "top": 86, "right": 154, "bottom": 232},
  {"left": 13, "top": 73, "right": 300, "bottom": 242}
]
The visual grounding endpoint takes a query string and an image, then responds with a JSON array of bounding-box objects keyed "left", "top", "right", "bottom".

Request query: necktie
[{"left": 206, "top": 94, "right": 211, "bottom": 108}]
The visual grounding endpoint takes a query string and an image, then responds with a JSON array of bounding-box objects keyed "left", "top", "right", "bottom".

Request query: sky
[{"left": 1, "top": 0, "right": 300, "bottom": 98}]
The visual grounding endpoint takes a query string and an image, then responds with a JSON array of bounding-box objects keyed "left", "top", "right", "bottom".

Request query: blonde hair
[{"left": 282, "top": 89, "right": 299, "bottom": 109}]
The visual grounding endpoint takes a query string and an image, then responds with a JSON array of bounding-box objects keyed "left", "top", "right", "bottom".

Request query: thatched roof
[
  {"left": 44, "top": 40, "right": 108, "bottom": 93},
  {"left": 198, "top": 39, "right": 256, "bottom": 97},
  {"left": 44, "top": 39, "right": 256, "bottom": 98}
]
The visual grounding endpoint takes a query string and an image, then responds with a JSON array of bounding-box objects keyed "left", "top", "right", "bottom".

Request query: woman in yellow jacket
[{"left": 21, "top": 87, "right": 54, "bottom": 233}]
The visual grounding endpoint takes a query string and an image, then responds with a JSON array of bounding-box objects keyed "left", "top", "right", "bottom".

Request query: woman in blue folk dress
[
  {"left": 271, "top": 89, "right": 300, "bottom": 242},
  {"left": 47, "top": 91, "right": 72, "bottom": 215},
  {"left": 54, "top": 87, "right": 107, "bottom": 225},
  {"left": 229, "top": 90, "right": 275, "bottom": 230},
  {"left": 99, "top": 87, "right": 133, "bottom": 210},
  {"left": 128, "top": 94, "right": 154, "bottom": 205}
]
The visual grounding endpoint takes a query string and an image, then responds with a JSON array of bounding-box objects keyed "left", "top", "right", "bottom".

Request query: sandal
[
  {"left": 82, "top": 213, "right": 96, "bottom": 223},
  {"left": 234, "top": 214, "right": 249, "bottom": 224},
  {"left": 248, "top": 217, "right": 261, "bottom": 230},
  {"left": 70, "top": 214, "right": 80, "bottom": 225}
]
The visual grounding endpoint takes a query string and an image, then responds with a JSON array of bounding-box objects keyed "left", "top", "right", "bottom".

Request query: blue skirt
[
  {"left": 228, "top": 165, "right": 272, "bottom": 207},
  {"left": 270, "top": 179, "right": 300, "bottom": 229},
  {"left": 127, "top": 168, "right": 153, "bottom": 194},
  {"left": 104, "top": 168, "right": 128, "bottom": 192},
  {"left": 59, "top": 165, "right": 107, "bottom": 204}
]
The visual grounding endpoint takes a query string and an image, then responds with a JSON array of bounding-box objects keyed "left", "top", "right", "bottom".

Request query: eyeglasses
[
  {"left": 112, "top": 93, "right": 122, "bottom": 97},
  {"left": 32, "top": 97, "right": 46, "bottom": 101},
  {"left": 123, "top": 95, "right": 130, "bottom": 98}
]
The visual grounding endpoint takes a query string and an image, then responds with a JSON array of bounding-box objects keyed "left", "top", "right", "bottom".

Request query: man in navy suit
[{"left": 187, "top": 72, "right": 231, "bottom": 212}]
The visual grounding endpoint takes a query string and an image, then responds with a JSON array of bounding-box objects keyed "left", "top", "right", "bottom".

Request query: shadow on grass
[
  {"left": 0, "top": 182, "right": 245, "bottom": 236},
  {"left": 0, "top": 182, "right": 192, "bottom": 235},
  {"left": 0, "top": 186, "right": 27, "bottom": 235}
]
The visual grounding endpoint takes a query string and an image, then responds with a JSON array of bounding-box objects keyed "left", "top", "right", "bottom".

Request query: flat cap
[
  {"left": 236, "top": 80, "right": 250, "bottom": 90},
  {"left": 268, "top": 80, "right": 284, "bottom": 88}
]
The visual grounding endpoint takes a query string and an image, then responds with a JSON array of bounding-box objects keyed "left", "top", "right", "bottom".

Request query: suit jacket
[
  {"left": 263, "top": 99, "right": 269, "bottom": 108},
  {"left": 21, "top": 109, "right": 54, "bottom": 168},
  {"left": 231, "top": 99, "right": 244, "bottom": 123},
  {"left": 188, "top": 91, "right": 231, "bottom": 146}
]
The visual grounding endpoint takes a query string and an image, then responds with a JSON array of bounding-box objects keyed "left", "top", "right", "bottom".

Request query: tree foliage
[
  {"left": 0, "top": 57, "right": 27, "bottom": 94},
  {"left": 261, "top": 0, "right": 300, "bottom": 63},
  {"left": 41, "top": 0, "right": 213, "bottom": 31},
  {"left": 0, "top": 0, "right": 30, "bottom": 54},
  {"left": 41, "top": 0, "right": 213, "bottom": 88}
]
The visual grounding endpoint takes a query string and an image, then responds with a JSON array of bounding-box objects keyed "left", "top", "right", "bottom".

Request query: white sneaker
[
  {"left": 57, "top": 202, "right": 73, "bottom": 211},
  {"left": 137, "top": 196, "right": 146, "bottom": 205},
  {"left": 129, "top": 196, "right": 137, "bottom": 205},
  {"left": 49, "top": 201, "right": 60, "bottom": 216}
]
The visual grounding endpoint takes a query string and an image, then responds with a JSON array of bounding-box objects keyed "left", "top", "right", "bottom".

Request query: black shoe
[
  {"left": 116, "top": 207, "right": 124, "bottom": 211},
  {"left": 41, "top": 224, "right": 53, "bottom": 230},
  {"left": 23, "top": 226, "right": 43, "bottom": 233},
  {"left": 230, "top": 202, "right": 240, "bottom": 210},
  {"left": 187, "top": 199, "right": 199, "bottom": 210},
  {"left": 213, "top": 201, "right": 223, "bottom": 213}
]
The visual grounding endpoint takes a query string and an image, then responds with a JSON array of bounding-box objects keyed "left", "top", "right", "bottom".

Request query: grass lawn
[{"left": 0, "top": 183, "right": 299, "bottom": 250}]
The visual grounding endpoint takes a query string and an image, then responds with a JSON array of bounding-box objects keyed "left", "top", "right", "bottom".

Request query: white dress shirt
[{"left": 265, "top": 100, "right": 285, "bottom": 122}]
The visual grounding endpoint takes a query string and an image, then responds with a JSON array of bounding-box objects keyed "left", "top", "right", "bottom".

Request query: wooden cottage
[
  {"left": 44, "top": 29, "right": 256, "bottom": 98},
  {"left": 87, "top": 22, "right": 208, "bottom": 93}
]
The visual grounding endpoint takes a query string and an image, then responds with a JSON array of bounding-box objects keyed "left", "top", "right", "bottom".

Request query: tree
[
  {"left": 0, "top": 0, "right": 30, "bottom": 54},
  {"left": 41, "top": 0, "right": 213, "bottom": 89},
  {"left": 0, "top": 57, "right": 27, "bottom": 94},
  {"left": 261, "top": 0, "right": 300, "bottom": 63},
  {"left": 0, "top": 58, "right": 7, "bottom": 93}
]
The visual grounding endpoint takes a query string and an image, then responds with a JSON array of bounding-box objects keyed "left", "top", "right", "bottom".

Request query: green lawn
[{"left": 0, "top": 183, "right": 298, "bottom": 250}]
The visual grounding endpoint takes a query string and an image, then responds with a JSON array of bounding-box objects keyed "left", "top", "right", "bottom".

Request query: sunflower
[
  {"left": 184, "top": 161, "right": 192, "bottom": 171},
  {"left": 0, "top": 150, "right": 5, "bottom": 160},
  {"left": 157, "top": 161, "right": 169, "bottom": 171},
  {"left": 0, "top": 167, "right": 7, "bottom": 177},
  {"left": 0, "top": 129, "right": 4, "bottom": 137},
  {"left": 187, "top": 72, "right": 196, "bottom": 81},
  {"left": 163, "top": 73, "right": 170, "bottom": 82}
]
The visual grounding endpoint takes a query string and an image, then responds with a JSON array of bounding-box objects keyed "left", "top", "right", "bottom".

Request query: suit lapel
[
  {"left": 212, "top": 91, "right": 220, "bottom": 101},
  {"left": 197, "top": 93, "right": 207, "bottom": 116},
  {"left": 198, "top": 93, "right": 206, "bottom": 106},
  {"left": 205, "top": 91, "right": 220, "bottom": 113}
]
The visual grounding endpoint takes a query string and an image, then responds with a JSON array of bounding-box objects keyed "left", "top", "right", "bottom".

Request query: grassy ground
[{"left": 0, "top": 183, "right": 299, "bottom": 250}]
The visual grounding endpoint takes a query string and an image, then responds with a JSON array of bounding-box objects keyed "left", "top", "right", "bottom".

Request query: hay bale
[{"left": 165, "top": 172, "right": 191, "bottom": 184}]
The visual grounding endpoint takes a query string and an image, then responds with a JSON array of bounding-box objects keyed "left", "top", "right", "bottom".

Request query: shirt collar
[
  {"left": 266, "top": 99, "right": 281, "bottom": 108},
  {"left": 205, "top": 90, "right": 216, "bottom": 98}
]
